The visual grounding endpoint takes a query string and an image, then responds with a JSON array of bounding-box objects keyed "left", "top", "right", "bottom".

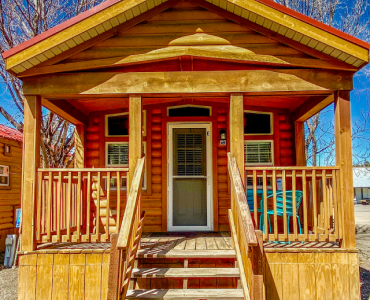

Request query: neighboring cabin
[
  {"left": 0, "top": 125, "right": 22, "bottom": 252},
  {"left": 353, "top": 167, "right": 370, "bottom": 201}
]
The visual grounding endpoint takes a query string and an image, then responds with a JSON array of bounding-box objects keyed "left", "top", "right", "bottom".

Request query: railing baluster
[
  {"left": 292, "top": 170, "right": 297, "bottom": 241},
  {"left": 37, "top": 172, "right": 42, "bottom": 241},
  {"left": 86, "top": 172, "right": 91, "bottom": 242},
  {"left": 312, "top": 170, "right": 318, "bottom": 240},
  {"left": 337, "top": 169, "right": 344, "bottom": 240},
  {"left": 76, "top": 172, "right": 82, "bottom": 241},
  {"left": 106, "top": 172, "right": 111, "bottom": 240},
  {"left": 282, "top": 170, "right": 287, "bottom": 241},
  {"left": 263, "top": 170, "right": 268, "bottom": 241},
  {"left": 117, "top": 171, "right": 121, "bottom": 234},
  {"left": 322, "top": 170, "right": 328, "bottom": 239},
  {"left": 46, "top": 171, "right": 52, "bottom": 242},
  {"left": 273, "top": 170, "right": 277, "bottom": 241},
  {"left": 66, "top": 172, "right": 72, "bottom": 242},
  {"left": 333, "top": 170, "right": 339, "bottom": 240},
  {"left": 253, "top": 170, "right": 258, "bottom": 226},
  {"left": 57, "top": 172, "right": 62, "bottom": 242},
  {"left": 42, "top": 179, "right": 46, "bottom": 234},
  {"left": 302, "top": 170, "right": 308, "bottom": 241},
  {"left": 96, "top": 172, "right": 101, "bottom": 242},
  {"left": 329, "top": 177, "right": 334, "bottom": 233}
]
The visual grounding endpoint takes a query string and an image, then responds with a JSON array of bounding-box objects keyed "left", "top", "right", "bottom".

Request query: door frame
[{"left": 167, "top": 122, "right": 213, "bottom": 231}]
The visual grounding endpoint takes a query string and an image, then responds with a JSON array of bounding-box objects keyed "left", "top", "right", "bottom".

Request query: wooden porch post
[
  {"left": 74, "top": 124, "right": 85, "bottom": 168},
  {"left": 334, "top": 91, "right": 356, "bottom": 249},
  {"left": 294, "top": 122, "right": 306, "bottom": 166},
  {"left": 230, "top": 94, "right": 245, "bottom": 182},
  {"left": 22, "top": 95, "right": 41, "bottom": 251},
  {"left": 128, "top": 95, "right": 142, "bottom": 193}
]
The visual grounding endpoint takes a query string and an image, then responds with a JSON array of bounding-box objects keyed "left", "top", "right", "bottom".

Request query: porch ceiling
[{"left": 56, "top": 95, "right": 314, "bottom": 114}]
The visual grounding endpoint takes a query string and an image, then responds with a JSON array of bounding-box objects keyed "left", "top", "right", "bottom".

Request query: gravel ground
[
  {"left": 0, "top": 253, "right": 18, "bottom": 300},
  {"left": 0, "top": 205, "right": 368, "bottom": 300},
  {"left": 356, "top": 204, "right": 370, "bottom": 300}
]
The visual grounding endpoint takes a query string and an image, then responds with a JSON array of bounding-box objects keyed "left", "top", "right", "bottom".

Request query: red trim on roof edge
[
  {"left": 2, "top": 0, "right": 370, "bottom": 62},
  {"left": 254, "top": 0, "right": 370, "bottom": 50},
  {"left": 0, "top": 125, "right": 23, "bottom": 142},
  {"left": 2, "top": 0, "right": 122, "bottom": 59}
]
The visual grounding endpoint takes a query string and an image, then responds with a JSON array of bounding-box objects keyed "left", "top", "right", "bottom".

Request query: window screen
[
  {"left": 0, "top": 165, "right": 10, "bottom": 186},
  {"left": 107, "top": 114, "right": 129, "bottom": 136},
  {"left": 107, "top": 143, "right": 129, "bottom": 166},
  {"left": 244, "top": 112, "right": 272, "bottom": 134},
  {"left": 105, "top": 143, "right": 147, "bottom": 189},
  {"left": 247, "top": 177, "right": 272, "bottom": 186},
  {"left": 168, "top": 106, "right": 210, "bottom": 117},
  {"left": 245, "top": 141, "right": 273, "bottom": 165}
]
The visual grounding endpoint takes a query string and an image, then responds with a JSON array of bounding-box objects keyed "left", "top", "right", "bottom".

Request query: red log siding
[
  {"left": 216, "top": 107, "right": 231, "bottom": 231},
  {"left": 86, "top": 102, "right": 298, "bottom": 232},
  {"left": 86, "top": 116, "right": 100, "bottom": 168},
  {"left": 142, "top": 108, "right": 163, "bottom": 232},
  {"left": 278, "top": 114, "right": 295, "bottom": 166}
]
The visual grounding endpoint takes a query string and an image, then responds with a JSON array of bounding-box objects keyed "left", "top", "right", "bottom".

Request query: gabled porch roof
[{"left": 2, "top": 0, "right": 370, "bottom": 75}]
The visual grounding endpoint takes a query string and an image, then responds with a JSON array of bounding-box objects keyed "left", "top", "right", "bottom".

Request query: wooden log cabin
[
  {"left": 2, "top": 0, "right": 369, "bottom": 298},
  {"left": 0, "top": 125, "right": 22, "bottom": 252}
]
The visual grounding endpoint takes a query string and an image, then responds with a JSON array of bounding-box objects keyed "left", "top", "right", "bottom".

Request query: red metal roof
[
  {"left": 0, "top": 125, "right": 23, "bottom": 142},
  {"left": 2, "top": 0, "right": 370, "bottom": 60},
  {"left": 2, "top": 0, "right": 122, "bottom": 59}
]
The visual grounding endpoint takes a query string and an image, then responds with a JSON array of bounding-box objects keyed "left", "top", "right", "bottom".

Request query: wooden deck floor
[
  {"left": 140, "top": 232, "right": 233, "bottom": 250},
  {"left": 29, "top": 231, "right": 343, "bottom": 253}
]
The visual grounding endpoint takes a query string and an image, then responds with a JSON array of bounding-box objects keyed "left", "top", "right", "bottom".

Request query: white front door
[{"left": 167, "top": 123, "right": 213, "bottom": 231}]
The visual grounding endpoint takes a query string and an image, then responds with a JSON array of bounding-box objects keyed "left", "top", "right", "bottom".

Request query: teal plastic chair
[
  {"left": 259, "top": 190, "right": 303, "bottom": 234},
  {"left": 246, "top": 190, "right": 256, "bottom": 211}
]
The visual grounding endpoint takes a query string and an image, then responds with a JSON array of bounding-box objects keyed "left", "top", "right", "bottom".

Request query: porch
[{"left": 18, "top": 91, "right": 359, "bottom": 300}]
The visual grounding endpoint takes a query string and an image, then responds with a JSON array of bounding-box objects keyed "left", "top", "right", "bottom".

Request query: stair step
[
  {"left": 137, "top": 249, "right": 236, "bottom": 259},
  {"left": 126, "top": 289, "right": 244, "bottom": 299},
  {"left": 132, "top": 268, "right": 240, "bottom": 278}
]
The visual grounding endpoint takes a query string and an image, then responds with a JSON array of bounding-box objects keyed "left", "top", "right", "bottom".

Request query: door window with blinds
[
  {"left": 105, "top": 142, "right": 146, "bottom": 190},
  {"left": 174, "top": 130, "right": 206, "bottom": 177},
  {"left": 244, "top": 141, "right": 273, "bottom": 166}
]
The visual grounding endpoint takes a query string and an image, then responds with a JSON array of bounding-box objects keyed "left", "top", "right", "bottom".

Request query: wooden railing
[
  {"left": 36, "top": 168, "right": 128, "bottom": 243},
  {"left": 228, "top": 154, "right": 264, "bottom": 300},
  {"left": 245, "top": 166, "right": 343, "bottom": 243},
  {"left": 107, "top": 157, "right": 145, "bottom": 300}
]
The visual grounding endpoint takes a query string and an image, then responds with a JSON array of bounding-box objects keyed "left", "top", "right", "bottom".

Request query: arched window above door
[{"left": 167, "top": 105, "right": 211, "bottom": 117}]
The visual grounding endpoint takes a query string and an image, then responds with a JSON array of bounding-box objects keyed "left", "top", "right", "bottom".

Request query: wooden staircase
[
  {"left": 125, "top": 238, "right": 244, "bottom": 300},
  {"left": 92, "top": 177, "right": 118, "bottom": 234}
]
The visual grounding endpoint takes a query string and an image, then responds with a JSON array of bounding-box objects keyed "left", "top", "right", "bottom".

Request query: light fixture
[{"left": 220, "top": 129, "right": 227, "bottom": 140}]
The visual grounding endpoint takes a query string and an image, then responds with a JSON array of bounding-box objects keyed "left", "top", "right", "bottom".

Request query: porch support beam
[
  {"left": 74, "top": 125, "right": 85, "bottom": 168},
  {"left": 334, "top": 91, "right": 356, "bottom": 249},
  {"left": 23, "top": 69, "right": 353, "bottom": 97},
  {"left": 128, "top": 95, "right": 142, "bottom": 193},
  {"left": 22, "top": 95, "right": 41, "bottom": 251},
  {"left": 42, "top": 99, "right": 88, "bottom": 125},
  {"left": 291, "top": 94, "right": 334, "bottom": 123},
  {"left": 294, "top": 122, "right": 306, "bottom": 166},
  {"left": 230, "top": 94, "right": 245, "bottom": 183}
]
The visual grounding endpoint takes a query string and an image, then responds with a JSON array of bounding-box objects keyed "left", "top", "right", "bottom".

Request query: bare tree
[
  {"left": 0, "top": 0, "right": 104, "bottom": 167},
  {"left": 274, "top": 0, "right": 370, "bottom": 166}
]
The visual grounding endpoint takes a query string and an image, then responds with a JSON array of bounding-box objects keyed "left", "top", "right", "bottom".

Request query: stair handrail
[
  {"left": 107, "top": 157, "right": 146, "bottom": 300},
  {"left": 227, "top": 153, "right": 264, "bottom": 300},
  {"left": 117, "top": 157, "right": 145, "bottom": 250}
]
